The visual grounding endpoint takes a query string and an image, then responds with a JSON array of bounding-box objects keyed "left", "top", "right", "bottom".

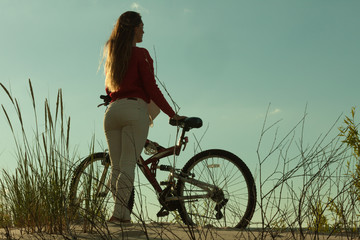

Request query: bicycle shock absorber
[
  {"left": 158, "top": 165, "right": 175, "bottom": 186},
  {"left": 158, "top": 165, "right": 173, "bottom": 172},
  {"left": 158, "top": 165, "right": 195, "bottom": 185}
]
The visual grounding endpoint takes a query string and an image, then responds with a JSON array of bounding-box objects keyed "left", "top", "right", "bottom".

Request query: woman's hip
[{"left": 104, "top": 98, "right": 149, "bottom": 129}]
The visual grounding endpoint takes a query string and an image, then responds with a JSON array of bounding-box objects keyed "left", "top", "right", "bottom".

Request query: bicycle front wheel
[
  {"left": 69, "top": 152, "right": 135, "bottom": 223},
  {"left": 176, "top": 149, "right": 256, "bottom": 228},
  {"left": 69, "top": 152, "right": 113, "bottom": 222}
]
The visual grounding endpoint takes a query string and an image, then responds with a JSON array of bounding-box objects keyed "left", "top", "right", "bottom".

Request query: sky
[{"left": 0, "top": 0, "right": 359, "bottom": 224}]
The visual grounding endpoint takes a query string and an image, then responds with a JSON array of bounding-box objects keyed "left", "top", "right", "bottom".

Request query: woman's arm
[{"left": 138, "top": 48, "right": 177, "bottom": 118}]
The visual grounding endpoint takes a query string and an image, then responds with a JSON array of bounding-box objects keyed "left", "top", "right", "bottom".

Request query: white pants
[{"left": 104, "top": 98, "right": 150, "bottom": 220}]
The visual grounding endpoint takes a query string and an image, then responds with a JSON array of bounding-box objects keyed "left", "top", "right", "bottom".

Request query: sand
[{"left": 0, "top": 223, "right": 355, "bottom": 239}]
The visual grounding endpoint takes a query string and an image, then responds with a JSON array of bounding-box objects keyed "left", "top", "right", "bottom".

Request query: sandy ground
[{"left": 0, "top": 223, "right": 356, "bottom": 239}]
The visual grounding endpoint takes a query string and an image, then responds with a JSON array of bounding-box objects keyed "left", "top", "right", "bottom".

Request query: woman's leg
[
  {"left": 113, "top": 119, "right": 149, "bottom": 220},
  {"left": 104, "top": 99, "right": 149, "bottom": 221},
  {"left": 104, "top": 129, "right": 122, "bottom": 204}
]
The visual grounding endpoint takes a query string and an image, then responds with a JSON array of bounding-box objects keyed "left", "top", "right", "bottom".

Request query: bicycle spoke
[
  {"left": 70, "top": 154, "right": 114, "bottom": 224},
  {"left": 177, "top": 150, "right": 256, "bottom": 228}
]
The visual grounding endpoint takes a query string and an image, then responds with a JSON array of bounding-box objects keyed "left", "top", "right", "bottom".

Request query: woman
[{"left": 103, "top": 11, "right": 185, "bottom": 223}]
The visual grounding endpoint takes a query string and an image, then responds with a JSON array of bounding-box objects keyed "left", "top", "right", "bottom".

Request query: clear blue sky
[{"left": 0, "top": 0, "right": 359, "bottom": 224}]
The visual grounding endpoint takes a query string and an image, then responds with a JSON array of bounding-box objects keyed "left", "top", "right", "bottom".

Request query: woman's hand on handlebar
[{"left": 171, "top": 114, "right": 187, "bottom": 121}]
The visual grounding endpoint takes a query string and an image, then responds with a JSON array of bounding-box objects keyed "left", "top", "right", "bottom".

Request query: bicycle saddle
[{"left": 169, "top": 117, "right": 203, "bottom": 130}]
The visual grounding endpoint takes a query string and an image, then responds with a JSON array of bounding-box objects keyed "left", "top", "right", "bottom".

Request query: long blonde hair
[{"left": 104, "top": 11, "right": 142, "bottom": 92}]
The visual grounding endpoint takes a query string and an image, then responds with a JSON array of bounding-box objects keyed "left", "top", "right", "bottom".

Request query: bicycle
[{"left": 69, "top": 95, "right": 257, "bottom": 228}]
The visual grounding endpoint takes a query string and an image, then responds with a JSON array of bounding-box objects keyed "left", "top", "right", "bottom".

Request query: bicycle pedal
[
  {"left": 215, "top": 211, "right": 223, "bottom": 220},
  {"left": 156, "top": 210, "right": 169, "bottom": 217}
]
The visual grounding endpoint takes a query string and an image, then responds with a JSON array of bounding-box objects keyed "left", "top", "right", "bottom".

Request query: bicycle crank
[
  {"left": 156, "top": 207, "right": 169, "bottom": 217},
  {"left": 158, "top": 185, "right": 180, "bottom": 216}
]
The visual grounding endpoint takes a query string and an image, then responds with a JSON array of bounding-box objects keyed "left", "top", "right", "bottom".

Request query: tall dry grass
[
  {"left": 1, "top": 80, "right": 360, "bottom": 240},
  {"left": 251, "top": 104, "right": 359, "bottom": 239}
]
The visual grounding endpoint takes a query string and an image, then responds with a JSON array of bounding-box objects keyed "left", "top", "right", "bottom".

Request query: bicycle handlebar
[
  {"left": 98, "top": 95, "right": 111, "bottom": 107},
  {"left": 100, "top": 95, "right": 111, "bottom": 104}
]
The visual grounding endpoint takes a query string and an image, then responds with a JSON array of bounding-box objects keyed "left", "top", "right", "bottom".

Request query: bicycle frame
[
  {"left": 98, "top": 99, "right": 215, "bottom": 203},
  {"left": 136, "top": 128, "right": 187, "bottom": 193},
  {"left": 136, "top": 127, "right": 218, "bottom": 203}
]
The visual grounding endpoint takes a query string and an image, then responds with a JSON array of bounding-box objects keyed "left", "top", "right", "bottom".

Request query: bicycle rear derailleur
[{"left": 211, "top": 187, "right": 229, "bottom": 220}]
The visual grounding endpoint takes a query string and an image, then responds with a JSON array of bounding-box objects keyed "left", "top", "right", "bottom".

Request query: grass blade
[{"left": 0, "top": 82, "right": 14, "bottom": 104}]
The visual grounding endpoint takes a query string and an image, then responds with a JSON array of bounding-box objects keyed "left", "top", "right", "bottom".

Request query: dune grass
[{"left": 0, "top": 80, "right": 74, "bottom": 235}]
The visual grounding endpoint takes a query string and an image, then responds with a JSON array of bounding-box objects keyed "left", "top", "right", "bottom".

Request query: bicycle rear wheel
[
  {"left": 176, "top": 149, "right": 256, "bottom": 228},
  {"left": 69, "top": 152, "right": 134, "bottom": 223}
]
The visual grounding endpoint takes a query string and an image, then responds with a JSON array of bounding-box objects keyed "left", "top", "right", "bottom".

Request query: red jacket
[{"left": 106, "top": 47, "right": 175, "bottom": 118}]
